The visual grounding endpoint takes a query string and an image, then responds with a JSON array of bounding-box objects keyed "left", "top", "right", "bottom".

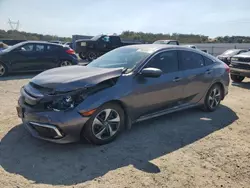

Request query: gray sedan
[{"left": 17, "top": 44, "right": 230, "bottom": 145}]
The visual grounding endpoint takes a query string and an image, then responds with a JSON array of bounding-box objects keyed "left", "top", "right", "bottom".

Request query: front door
[
  {"left": 10, "top": 43, "right": 38, "bottom": 71},
  {"left": 129, "top": 50, "right": 184, "bottom": 118}
]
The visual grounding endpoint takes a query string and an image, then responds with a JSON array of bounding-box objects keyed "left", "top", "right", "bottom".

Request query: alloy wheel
[
  {"left": 60, "top": 61, "right": 72, "bottom": 66},
  {"left": 0, "top": 64, "right": 5, "bottom": 76},
  {"left": 208, "top": 87, "right": 221, "bottom": 109},
  {"left": 92, "top": 109, "right": 121, "bottom": 140}
]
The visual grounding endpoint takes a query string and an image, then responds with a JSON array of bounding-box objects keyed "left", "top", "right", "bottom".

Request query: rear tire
[
  {"left": 86, "top": 51, "right": 98, "bottom": 62},
  {"left": 82, "top": 103, "right": 125, "bottom": 145},
  {"left": 230, "top": 74, "right": 245, "bottom": 83},
  {"left": 203, "top": 84, "right": 222, "bottom": 112},
  {"left": 59, "top": 60, "right": 72, "bottom": 67},
  {"left": 0, "top": 62, "right": 8, "bottom": 77}
]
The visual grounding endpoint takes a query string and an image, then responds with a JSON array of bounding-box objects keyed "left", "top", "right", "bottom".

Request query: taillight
[
  {"left": 66, "top": 49, "right": 75, "bottom": 55},
  {"left": 224, "top": 63, "right": 230, "bottom": 73}
]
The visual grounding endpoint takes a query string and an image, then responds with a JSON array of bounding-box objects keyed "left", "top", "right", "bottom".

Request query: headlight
[
  {"left": 231, "top": 57, "right": 238, "bottom": 61},
  {"left": 47, "top": 90, "right": 88, "bottom": 111}
]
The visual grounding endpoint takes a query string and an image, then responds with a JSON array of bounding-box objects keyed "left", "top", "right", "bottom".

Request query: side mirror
[{"left": 140, "top": 67, "right": 162, "bottom": 78}]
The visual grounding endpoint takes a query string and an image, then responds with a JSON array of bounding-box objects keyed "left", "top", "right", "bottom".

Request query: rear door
[
  {"left": 178, "top": 50, "right": 213, "bottom": 104},
  {"left": 43, "top": 44, "right": 61, "bottom": 69},
  {"left": 130, "top": 50, "right": 184, "bottom": 117}
]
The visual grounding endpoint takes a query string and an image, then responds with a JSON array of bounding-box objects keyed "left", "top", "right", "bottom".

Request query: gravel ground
[{"left": 0, "top": 74, "right": 249, "bottom": 188}]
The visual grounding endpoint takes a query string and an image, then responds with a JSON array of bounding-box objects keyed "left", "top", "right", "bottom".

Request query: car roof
[
  {"left": 122, "top": 44, "right": 197, "bottom": 53},
  {"left": 19, "top": 41, "right": 63, "bottom": 46}
]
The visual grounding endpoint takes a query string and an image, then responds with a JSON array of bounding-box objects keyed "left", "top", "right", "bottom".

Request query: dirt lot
[{"left": 0, "top": 74, "right": 249, "bottom": 188}]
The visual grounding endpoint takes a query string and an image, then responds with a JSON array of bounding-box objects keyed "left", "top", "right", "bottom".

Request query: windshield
[
  {"left": 91, "top": 35, "right": 103, "bottom": 40},
  {"left": 222, "top": 50, "right": 239, "bottom": 56},
  {"left": 87, "top": 47, "right": 153, "bottom": 71},
  {"left": 153, "top": 40, "right": 165, "bottom": 44}
]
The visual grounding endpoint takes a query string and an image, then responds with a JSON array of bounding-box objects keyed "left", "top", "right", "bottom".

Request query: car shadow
[
  {"left": 231, "top": 81, "right": 250, "bottom": 89},
  {"left": 0, "top": 72, "right": 37, "bottom": 81},
  {"left": 0, "top": 105, "right": 238, "bottom": 186}
]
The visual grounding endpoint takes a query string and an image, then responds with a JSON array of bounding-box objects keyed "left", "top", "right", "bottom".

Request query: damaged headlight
[{"left": 46, "top": 90, "right": 88, "bottom": 111}]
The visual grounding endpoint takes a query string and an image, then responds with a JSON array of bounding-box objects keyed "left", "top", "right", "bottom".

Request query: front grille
[
  {"left": 231, "top": 63, "right": 250, "bottom": 70},
  {"left": 237, "top": 58, "right": 250, "bottom": 63}
]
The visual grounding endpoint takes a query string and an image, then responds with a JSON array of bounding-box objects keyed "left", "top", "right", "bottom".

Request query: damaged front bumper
[
  {"left": 19, "top": 98, "right": 90, "bottom": 143},
  {"left": 18, "top": 86, "right": 90, "bottom": 144}
]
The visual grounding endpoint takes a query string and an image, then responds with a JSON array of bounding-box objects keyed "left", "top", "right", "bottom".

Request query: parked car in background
[
  {"left": 153, "top": 40, "right": 179, "bottom": 45},
  {"left": 217, "top": 49, "right": 248, "bottom": 65},
  {"left": 17, "top": 44, "right": 229, "bottom": 145},
  {"left": 64, "top": 42, "right": 73, "bottom": 49},
  {"left": 50, "top": 40, "right": 63, "bottom": 44},
  {"left": 183, "top": 45, "right": 197, "bottom": 49},
  {"left": 75, "top": 35, "right": 143, "bottom": 61},
  {"left": 0, "top": 41, "right": 78, "bottom": 77},
  {"left": 230, "top": 51, "right": 250, "bottom": 82}
]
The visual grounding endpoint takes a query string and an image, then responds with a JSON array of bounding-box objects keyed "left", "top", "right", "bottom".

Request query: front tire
[
  {"left": 82, "top": 103, "right": 125, "bottom": 145},
  {"left": 79, "top": 52, "right": 86, "bottom": 60},
  {"left": 203, "top": 84, "right": 222, "bottom": 112},
  {"left": 230, "top": 74, "right": 245, "bottom": 83},
  {"left": 0, "top": 62, "right": 8, "bottom": 77}
]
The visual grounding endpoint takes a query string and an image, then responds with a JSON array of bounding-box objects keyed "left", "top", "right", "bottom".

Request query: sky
[{"left": 0, "top": 0, "right": 250, "bottom": 38}]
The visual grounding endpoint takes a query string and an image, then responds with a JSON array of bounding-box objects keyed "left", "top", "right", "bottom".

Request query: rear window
[{"left": 47, "top": 45, "right": 61, "bottom": 51}]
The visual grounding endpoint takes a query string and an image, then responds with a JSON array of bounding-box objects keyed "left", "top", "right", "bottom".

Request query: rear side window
[
  {"left": 35, "top": 44, "right": 45, "bottom": 52},
  {"left": 47, "top": 45, "right": 60, "bottom": 51},
  {"left": 145, "top": 50, "right": 179, "bottom": 73},
  {"left": 204, "top": 56, "right": 215, "bottom": 66},
  {"left": 179, "top": 51, "right": 204, "bottom": 70}
]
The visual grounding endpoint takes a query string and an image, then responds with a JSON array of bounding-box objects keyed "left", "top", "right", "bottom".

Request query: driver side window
[
  {"left": 20, "top": 44, "right": 34, "bottom": 52},
  {"left": 145, "top": 50, "right": 179, "bottom": 73}
]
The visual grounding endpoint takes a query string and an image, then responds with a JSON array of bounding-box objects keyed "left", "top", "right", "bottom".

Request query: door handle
[
  {"left": 173, "top": 77, "right": 182, "bottom": 82},
  {"left": 205, "top": 69, "right": 212, "bottom": 74}
]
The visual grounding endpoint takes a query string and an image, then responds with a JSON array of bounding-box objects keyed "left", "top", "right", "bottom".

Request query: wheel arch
[
  {"left": 105, "top": 100, "right": 132, "bottom": 130},
  {"left": 208, "top": 81, "right": 225, "bottom": 100}
]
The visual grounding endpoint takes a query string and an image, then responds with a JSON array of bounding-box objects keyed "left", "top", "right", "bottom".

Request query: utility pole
[{"left": 8, "top": 19, "right": 20, "bottom": 31}]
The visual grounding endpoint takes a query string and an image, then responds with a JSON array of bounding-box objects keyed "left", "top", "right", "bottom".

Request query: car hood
[{"left": 30, "top": 66, "right": 123, "bottom": 92}]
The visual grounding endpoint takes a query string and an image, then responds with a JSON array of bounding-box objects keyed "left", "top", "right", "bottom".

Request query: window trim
[{"left": 137, "top": 48, "right": 216, "bottom": 74}]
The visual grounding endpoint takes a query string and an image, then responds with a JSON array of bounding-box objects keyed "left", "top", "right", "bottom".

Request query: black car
[
  {"left": 230, "top": 51, "right": 250, "bottom": 82},
  {"left": 217, "top": 49, "right": 248, "bottom": 65},
  {"left": 0, "top": 41, "right": 78, "bottom": 77},
  {"left": 75, "top": 35, "right": 143, "bottom": 61}
]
